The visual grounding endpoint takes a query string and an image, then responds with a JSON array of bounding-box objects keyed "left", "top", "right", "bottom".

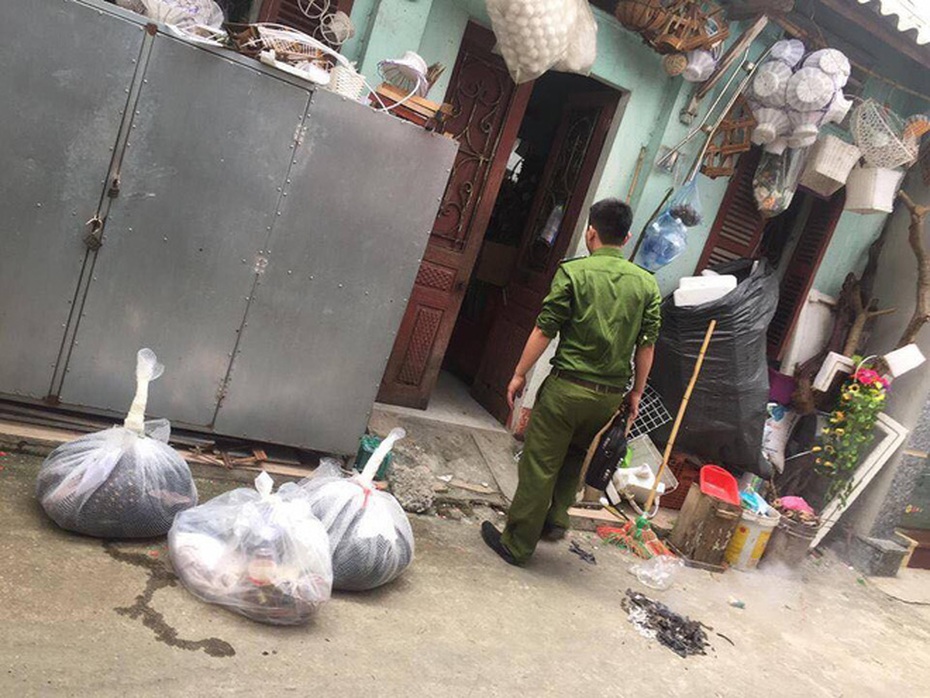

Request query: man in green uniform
[{"left": 482, "top": 198, "right": 662, "bottom": 566}]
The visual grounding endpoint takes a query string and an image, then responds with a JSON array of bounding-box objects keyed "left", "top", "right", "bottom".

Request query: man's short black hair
[{"left": 589, "top": 198, "right": 633, "bottom": 246}]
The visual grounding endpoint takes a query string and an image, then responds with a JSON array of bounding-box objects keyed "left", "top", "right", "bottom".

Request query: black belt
[{"left": 550, "top": 369, "right": 626, "bottom": 395}]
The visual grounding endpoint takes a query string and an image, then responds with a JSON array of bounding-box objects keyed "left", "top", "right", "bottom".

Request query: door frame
[
  {"left": 471, "top": 89, "right": 623, "bottom": 423},
  {"left": 377, "top": 22, "right": 534, "bottom": 408}
]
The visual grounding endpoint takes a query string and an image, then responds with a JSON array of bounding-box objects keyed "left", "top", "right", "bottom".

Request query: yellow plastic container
[{"left": 725, "top": 508, "right": 780, "bottom": 571}]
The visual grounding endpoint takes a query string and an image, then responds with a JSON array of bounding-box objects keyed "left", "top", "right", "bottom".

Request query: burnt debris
[{"left": 621, "top": 589, "right": 710, "bottom": 658}]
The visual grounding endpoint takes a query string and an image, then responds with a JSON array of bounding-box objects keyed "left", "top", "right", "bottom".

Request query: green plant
[{"left": 813, "top": 361, "right": 888, "bottom": 504}]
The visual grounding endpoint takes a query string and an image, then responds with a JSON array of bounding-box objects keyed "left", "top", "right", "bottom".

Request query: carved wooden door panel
[
  {"left": 378, "top": 23, "right": 532, "bottom": 408},
  {"left": 471, "top": 91, "right": 619, "bottom": 422}
]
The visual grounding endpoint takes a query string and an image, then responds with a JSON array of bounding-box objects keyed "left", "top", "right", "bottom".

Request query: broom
[{"left": 599, "top": 320, "right": 717, "bottom": 558}]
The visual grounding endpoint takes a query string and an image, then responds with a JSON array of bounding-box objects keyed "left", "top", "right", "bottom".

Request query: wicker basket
[
  {"left": 614, "top": 0, "right": 667, "bottom": 32},
  {"left": 327, "top": 64, "right": 365, "bottom": 100},
  {"left": 845, "top": 165, "right": 905, "bottom": 214},
  {"left": 799, "top": 134, "right": 862, "bottom": 197}
]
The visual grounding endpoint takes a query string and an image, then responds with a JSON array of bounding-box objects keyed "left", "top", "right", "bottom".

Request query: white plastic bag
[
  {"left": 629, "top": 555, "right": 683, "bottom": 591},
  {"left": 139, "top": 0, "right": 224, "bottom": 28},
  {"left": 300, "top": 429, "right": 414, "bottom": 591},
  {"left": 761, "top": 403, "right": 799, "bottom": 473},
  {"left": 487, "top": 0, "right": 580, "bottom": 83},
  {"left": 554, "top": 0, "right": 597, "bottom": 76},
  {"left": 36, "top": 349, "right": 197, "bottom": 538},
  {"left": 169, "top": 472, "right": 333, "bottom": 625}
]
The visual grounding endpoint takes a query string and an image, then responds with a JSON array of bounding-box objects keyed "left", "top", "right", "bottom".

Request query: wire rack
[{"left": 629, "top": 383, "right": 673, "bottom": 439}]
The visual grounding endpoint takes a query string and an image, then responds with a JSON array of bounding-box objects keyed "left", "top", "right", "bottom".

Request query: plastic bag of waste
[
  {"left": 487, "top": 0, "right": 580, "bottom": 83},
  {"left": 667, "top": 179, "right": 704, "bottom": 228},
  {"left": 753, "top": 149, "right": 806, "bottom": 218},
  {"left": 169, "top": 472, "right": 332, "bottom": 625},
  {"left": 652, "top": 260, "right": 779, "bottom": 478},
  {"left": 300, "top": 428, "right": 414, "bottom": 591},
  {"left": 36, "top": 349, "right": 197, "bottom": 538}
]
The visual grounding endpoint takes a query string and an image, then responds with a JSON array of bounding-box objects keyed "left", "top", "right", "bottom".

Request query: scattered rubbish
[
  {"left": 36, "top": 349, "right": 197, "bottom": 538},
  {"left": 569, "top": 540, "right": 597, "bottom": 565},
  {"left": 437, "top": 474, "right": 453, "bottom": 483},
  {"left": 857, "top": 577, "right": 867, "bottom": 586},
  {"left": 630, "top": 554, "right": 683, "bottom": 590},
  {"left": 728, "top": 596, "right": 745, "bottom": 609},
  {"left": 716, "top": 632, "right": 735, "bottom": 646},
  {"left": 622, "top": 590, "right": 710, "bottom": 657},
  {"left": 301, "top": 430, "right": 415, "bottom": 591},
  {"left": 169, "top": 472, "right": 332, "bottom": 626}
]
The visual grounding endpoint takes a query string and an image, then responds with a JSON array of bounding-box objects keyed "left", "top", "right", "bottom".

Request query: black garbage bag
[{"left": 652, "top": 260, "right": 778, "bottom": 478}]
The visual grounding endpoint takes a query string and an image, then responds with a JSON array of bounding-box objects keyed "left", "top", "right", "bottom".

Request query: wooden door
[
  {"left": 377, "top": 24, "right": 532, "bottom": 408},
  {"left": 767, "top": 191, "right": 845, "bottom": 360},
  {"left": 695, "top": 148, "right": 764, "bottom": 272},
  {"left": 471, "top": 91, "right": 620, "bottom": 422}
]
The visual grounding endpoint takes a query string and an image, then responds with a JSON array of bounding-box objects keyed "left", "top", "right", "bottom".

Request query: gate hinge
[
  {"left": 107, "top": 175, "right": 121, "bottom": 198},
  {"left": 83, "top": 216, "right": 104, "bottom": 250}
]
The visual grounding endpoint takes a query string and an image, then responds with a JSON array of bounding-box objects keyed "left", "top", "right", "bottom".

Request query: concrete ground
[{"left": 2, "top": 451, "right": 930, "bottom": 697}]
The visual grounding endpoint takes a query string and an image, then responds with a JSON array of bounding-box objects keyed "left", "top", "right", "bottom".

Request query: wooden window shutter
[
  {"left": 258, "top": 0, "right": 355, "bottom": 38},
  {"left": 767, "top": 190, "right": 846, "bottom": 360},
  {"left": 695, "top": 148, "right": 764, "bottom": 273}
]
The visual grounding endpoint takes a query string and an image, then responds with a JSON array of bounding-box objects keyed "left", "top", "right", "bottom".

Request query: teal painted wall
[{"left": 345, "top": 1, "right": 922, "bottom": 302}]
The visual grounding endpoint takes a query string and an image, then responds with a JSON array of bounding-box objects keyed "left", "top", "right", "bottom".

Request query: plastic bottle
[{"left": 639, "top": 212, "right": 687, "bottom": 272}]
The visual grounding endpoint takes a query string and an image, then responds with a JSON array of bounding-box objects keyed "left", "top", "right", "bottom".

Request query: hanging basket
[
  {"left": 798, "top": 134, "right": 862, "bottom": 197},
  {"left": 844, "top": 165, "right": 905, "bottom": 214},
  {"left": 614, "top": 0, "right": 668, "bottom": 32},
  {"left": 851, "top": 100, "right": 918, "bottom": 169},
  {"left": 649, "top": 0, "right": 728, "bottom": 54}
]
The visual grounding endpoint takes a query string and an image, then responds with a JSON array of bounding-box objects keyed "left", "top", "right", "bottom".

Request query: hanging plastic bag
[
  {"left": 486, "top": 0, "right": 579, "bottom": 83},
  {"left": 36, "top": 349, "right": 197, "bottom": 538},
  {"left": 638, "top": 211, "right": 688, "bottom": 272},
  {"left": 300, "top": 429, "right": 415, "bottom": 591},
  {"left": 554, "top": 0, "right": 598, "bottom": 76},
  {"left": 668, "top": 179, "right": 704, "bottom": 227},
  {"left": 753, "top": 149, "right": 806, "bottom": 218},
  {"left": 169, "top": 472, "right": 333, "bottom": 625}
]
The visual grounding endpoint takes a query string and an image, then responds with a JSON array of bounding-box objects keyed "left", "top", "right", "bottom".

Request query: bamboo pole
[{"left": 643, "top": 319, "right": 717, "bottom": 513}]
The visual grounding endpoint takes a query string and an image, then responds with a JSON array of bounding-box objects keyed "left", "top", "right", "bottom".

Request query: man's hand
[
  {"left": 507, "top": 374, "right": 527, "bottom": 409},
  {"left": 625, "top": 389, "right": 642, "bottom": 427}
]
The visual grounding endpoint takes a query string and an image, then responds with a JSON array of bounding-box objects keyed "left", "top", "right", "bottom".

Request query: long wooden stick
[{"left": 644, "top": 320, "right": 717, "bottom": 513}]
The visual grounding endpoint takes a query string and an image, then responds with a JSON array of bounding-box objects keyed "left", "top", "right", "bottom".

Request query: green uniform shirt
[{"left": 535, "top": 247, "right": 662, "bottom": 389}]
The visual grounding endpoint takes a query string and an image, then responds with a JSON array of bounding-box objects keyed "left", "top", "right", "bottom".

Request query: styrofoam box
[{"left": 674, "top": 275, "right": 737, "bottom": 307}]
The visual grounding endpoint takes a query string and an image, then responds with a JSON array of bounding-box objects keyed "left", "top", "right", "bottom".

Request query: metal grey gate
[
  {"left": 59, "top": 32, "right": 310, "bottom": 428},
  {"left": 0, "top": 0, "right": 144, "bottom": 400},
  {"left": 0, "top": 0, "right": 457, "bottom": 454}
]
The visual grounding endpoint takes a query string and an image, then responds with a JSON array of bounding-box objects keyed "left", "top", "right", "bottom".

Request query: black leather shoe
[
  {"left": 481, "top": 521, "right": 522, "bottom": 567},
  {"left": 541, "top": 523, "right": 567, "bottom": 542}
]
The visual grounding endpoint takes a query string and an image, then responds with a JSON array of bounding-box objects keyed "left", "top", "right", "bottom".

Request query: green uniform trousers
[{"left": 501, "top": 375, "right": 624, "bottom": 563}]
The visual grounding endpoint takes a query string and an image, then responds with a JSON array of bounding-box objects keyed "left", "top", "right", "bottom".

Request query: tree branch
[{"left": 896, "top": 191, "right": 930, "bottom": 348}]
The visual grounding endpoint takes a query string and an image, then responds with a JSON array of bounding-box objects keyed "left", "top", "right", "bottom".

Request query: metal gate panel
[
  {"left": 60, "top": 33, "right": 311, "bottom": 426},
  {"left": 214, "top": 90, "right": 458, "bottom": 452},
  {"left": 0, "top": 0, "right": 143, "bottom": 399}
]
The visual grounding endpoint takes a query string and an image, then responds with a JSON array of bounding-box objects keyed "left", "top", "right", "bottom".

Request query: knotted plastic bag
[
  {"left": 36, "top": 349, "right": 197, "bottom": 538},
  {"left": 668, "top": 179, "right": 704, "bottom": 228},
  {"left": 487, "top": 0, "right": 580, "bottom": 83},
  {"left": 169, "top": 472, "right": 333, "bottom": 625},
  {"left": 300, "top": 428, "right": 414, "bottom": 591}
]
